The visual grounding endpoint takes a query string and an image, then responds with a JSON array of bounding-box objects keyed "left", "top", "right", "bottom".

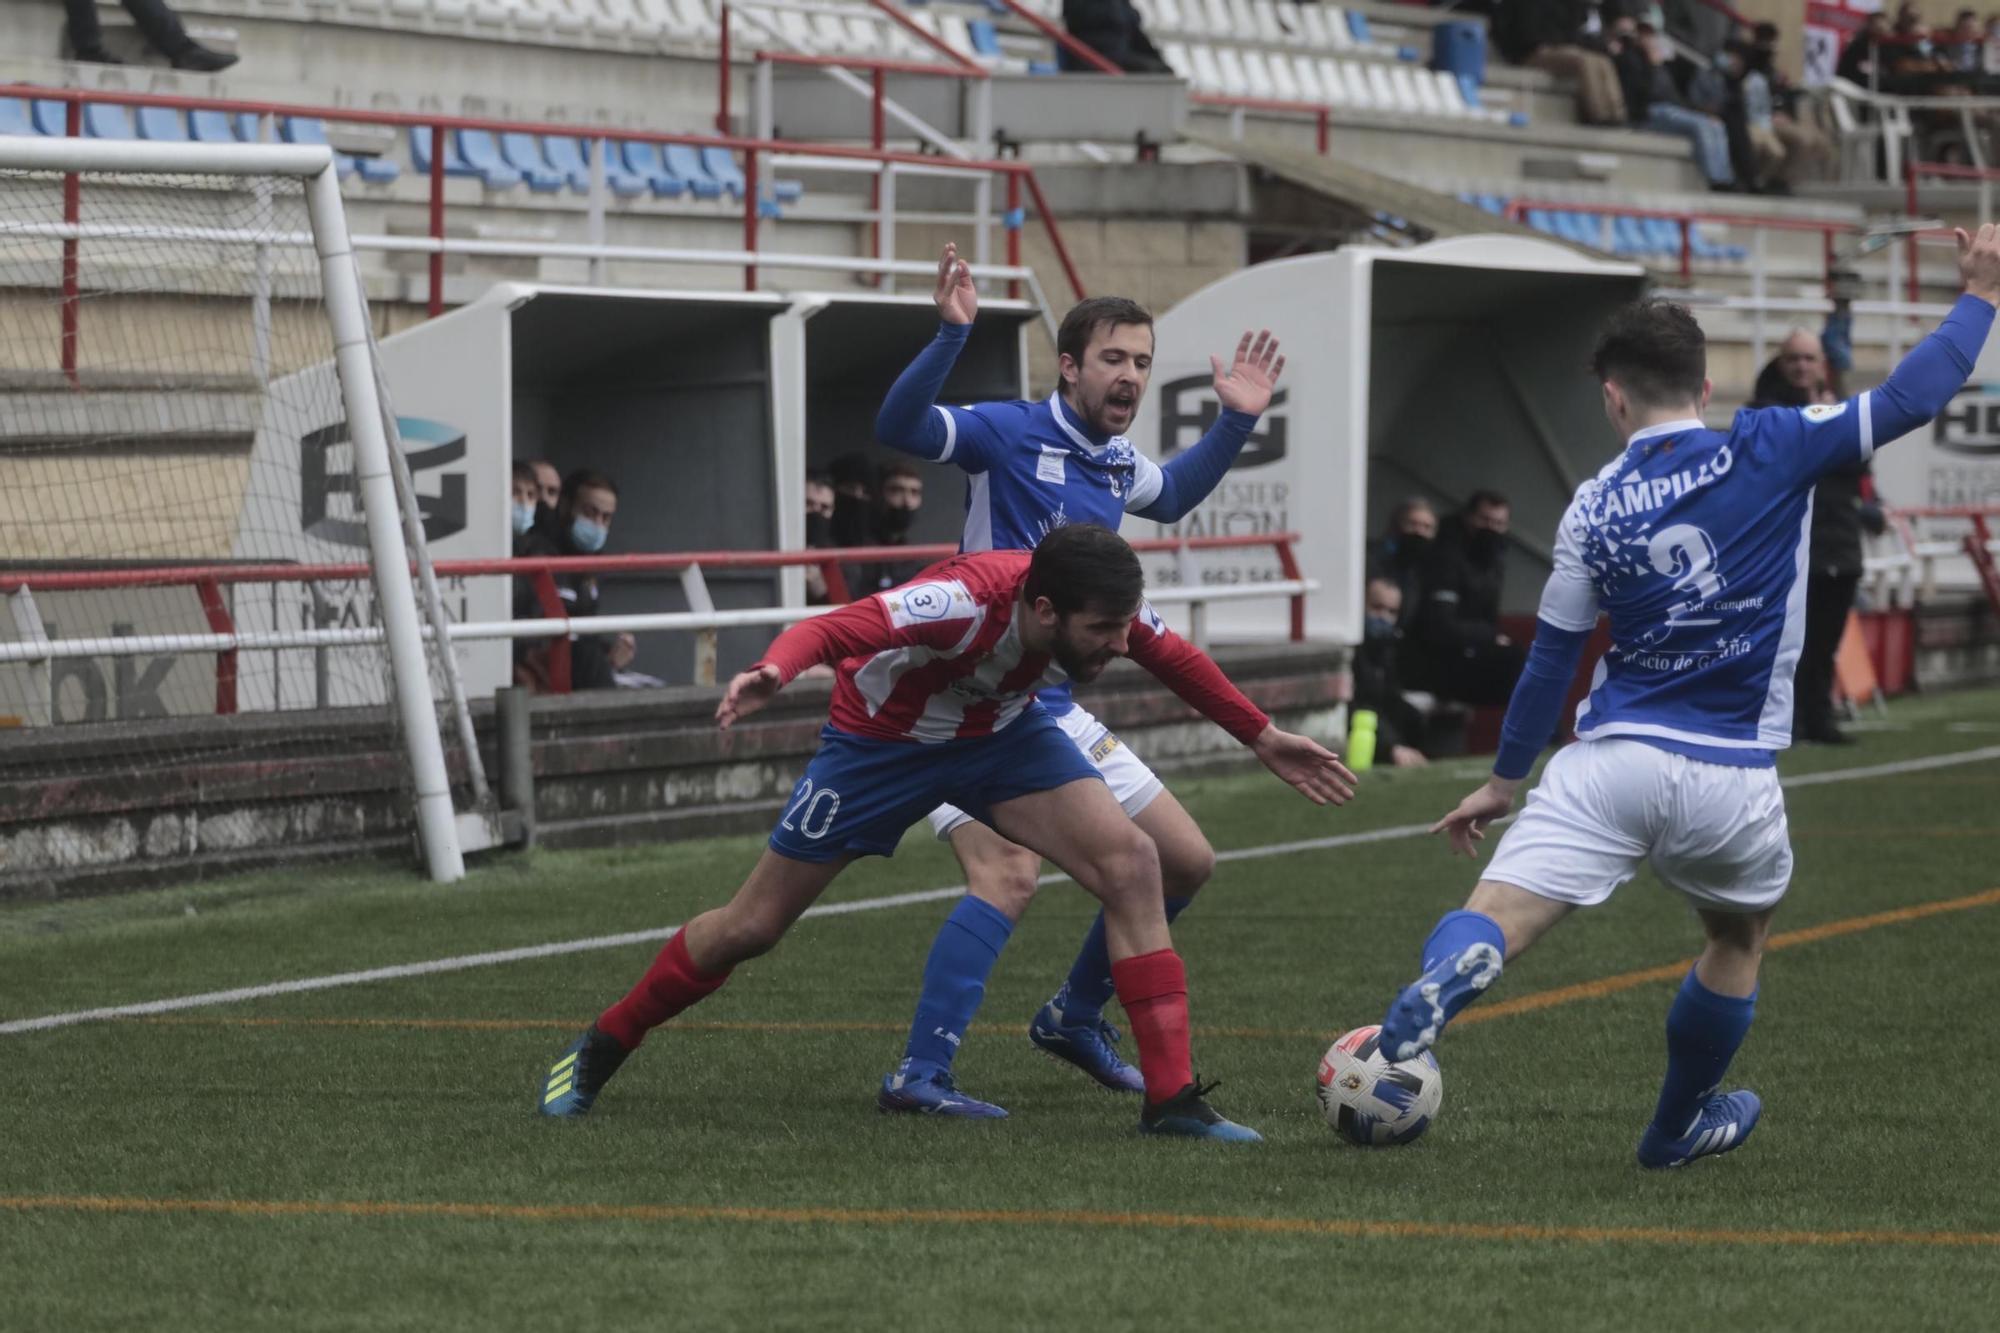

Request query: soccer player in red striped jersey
[{"left": 537, "top": 524, "right": 1355, "bottom": 1140}]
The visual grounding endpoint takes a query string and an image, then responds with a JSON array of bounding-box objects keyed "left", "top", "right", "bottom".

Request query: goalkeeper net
[{"left": 0, "top": 136, "right": 467, "bottom": 882}]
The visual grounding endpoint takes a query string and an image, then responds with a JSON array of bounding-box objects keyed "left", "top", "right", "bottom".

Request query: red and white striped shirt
[{"left": 756, "top": 550, "right": 1270, "bottom": 745}]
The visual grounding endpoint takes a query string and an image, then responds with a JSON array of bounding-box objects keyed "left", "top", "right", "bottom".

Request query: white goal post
[{"left": 0, "top": 136, "right": 464, "bottom": 883}]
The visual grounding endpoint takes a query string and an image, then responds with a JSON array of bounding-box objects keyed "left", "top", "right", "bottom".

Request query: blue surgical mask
[
  {"left": 1364, "top": 615, "right": 1396, "bottom": 641},
  {"left": 570, "top": 517, "right": 608, "bottom": 553},
  {"left": 511, "top": 501, "right": 536, "bottom": 536}
]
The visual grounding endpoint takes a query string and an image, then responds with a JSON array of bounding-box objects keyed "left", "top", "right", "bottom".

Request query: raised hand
[
  {"left": 934, "top": 241, "right": 978, "bottom": 325},
  {"left": 716, "top": 663, "right": 783, "bottom": 730},
  {"left": 1430, "top": 778, "right": 1518, "bottom": 858},
  {"left": 1209, "top": 329, "right": 1285, "bottom": 417},
  {"left": 1956, "top": 223, "right": 2000, "bottom": 305},
  {"left": 1251, "top": 725, "right": 1358, "bottom": 806}
]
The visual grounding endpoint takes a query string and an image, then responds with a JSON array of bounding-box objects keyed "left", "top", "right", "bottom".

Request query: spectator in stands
[
  {"left": 1984, "top": 14, "right": 2000, "bottom": 76},
  {"left": 1836, "top": 11, "right": 1890, "bottom": 87},
  {"left": 62, "top": 0, "right": 237, "bottom": 71},
  {"left": 1061, "top": 0, "right": 1172, "bottom": 74},
  {"left": 1746, "top": 24, "right": 1834, "bottom": 186},
  {"left": 1366, "top": 495, "right": 1437, "bottom": 631},
  {"left": 514, "top": 469, "right": 636, "bottom": 692},
  {"left": 804, "top": 469, "right": 835, "bottom": 604},
  {"left": 1948, "top": 9, "right": 1984, "bottom": 72},
  {"left": 529, "top": 459, "right": 562, "bottom": 514},
  {"left": 1722, "top": 40, "right": 1789, "bottom": 193},
  {"left": 1353, "top": 577, "right": 1430, "bottom": 768},
  {"left": 827, "top": 452, "right": 876, "bottom": 550},
  {"left": 842, "top": 461, "right": 928, "bottom": 595},
  {"left": 510, "top": 461, "right": 541, "bottom": 551},
  {"left": 1492, "top": 0, "right": 1629, "bottom": 128},
  {"left": 1623, "top": 22, "right": 1737, "bottom": 189},
  {"left": 1746, "top": 330, "right": 1882, "bottom": 745},
  {"left": 1402, "top": 489, "right": 1526, "bottom": 708}
]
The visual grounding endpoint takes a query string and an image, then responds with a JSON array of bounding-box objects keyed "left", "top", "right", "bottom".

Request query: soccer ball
[{"left": 1315, "top": 1024, "right": 1442, "bottom": 1146}]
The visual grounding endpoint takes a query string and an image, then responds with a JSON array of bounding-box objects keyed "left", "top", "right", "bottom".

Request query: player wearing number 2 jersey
[
  {"left": 534, "top": 525, "right": 1356, "bottom": 1141},
  {"left": 1375, "top": 225, "right": 2000, "bottom": 1169}
]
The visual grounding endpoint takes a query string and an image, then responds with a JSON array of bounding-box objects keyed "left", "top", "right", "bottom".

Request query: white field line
[{"left": 4, "top": 744, "right": 1998, "bottom": 1038}]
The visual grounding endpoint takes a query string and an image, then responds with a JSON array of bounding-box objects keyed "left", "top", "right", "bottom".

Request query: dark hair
[
  {"left": 1465, "top": 489, "right": 1509, "bottom": 514},
  {"left": 1056, "top": 296, "right": 1153, "bottom": 368},
  {"left": 1024, "top": 523, "right": 1144, "bottom": 618},
  {"left": 511, "top": 460, "right": 539, "bottom": 487},
  {"left": 877, "top": 460, "right": 923, "bottom": 486},
  {"left": 805, "top": 469, "right": 831, "bottom": 488},
  {"left": 828, "top": 452, "right": 873, "bottom": 492},
  {"left": 1591, "top": 300, "right": 1708, "bottom": 408},
  {"left": 560, "top": 468, "right": 619, "bottom": 512}
]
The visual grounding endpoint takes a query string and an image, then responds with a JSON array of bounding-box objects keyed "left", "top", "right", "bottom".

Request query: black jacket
[
  {"left": 1351, "top": 632, "right": 1414, "bottom": 753},
  {"left": 1062, "top": 0, "right": 1170, "bottom": 73},
  {"left": 1412, "top": 521, "right": 1507, "bottom": 658},
  {"left": 1748, "top": 361, "right": 1876, "bottom": 580},
  {"left": 513, "top": 520, "right": 614, "bottom": 690},
  {"left": 1492, "top": 0, "right": 1591, "bottom": 64}
]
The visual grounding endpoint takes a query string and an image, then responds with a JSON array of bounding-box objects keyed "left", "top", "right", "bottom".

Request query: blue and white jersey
[
  {"left": 1538, "top": 395, "right": 1887, "bottom": 763},
  {"left": 929, "top": 392, "right": 1169, "bottom": 712}
]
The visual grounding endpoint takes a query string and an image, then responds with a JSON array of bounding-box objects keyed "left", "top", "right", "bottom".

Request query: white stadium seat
[
  {"left": 1323, "top": 5, "right": 1354, "bottom": 51},
  {"left": 1189, "top": 43, "right": 1227, "bottom": 93},
  {"left": 1294, "top": 3, "right": 1330, "bottom": 50},
  {"left": 1266, "top": 52, "right": 1299, "bottom": 101},
  {"left": 1249, "top": 0, "right": 1284, "bottom": 44},
  {"left": 1290, "top": 54, "right": 1326, "bottom": 102},
  {"left": 1386, "top": 65, "right": 1424, "bottom": 115},
  {"left": 1215, "top": 46, "right": 1251, "bottom": 96},
  {"left": 1241, "top": 50, "right": 1278, "bottom": 99},
  {"left": 1365, "top": 63, "right": 1399, "bottom": 111},
  {"left": 1161, "top": 41, "right": 1194, "bottom": 80}
]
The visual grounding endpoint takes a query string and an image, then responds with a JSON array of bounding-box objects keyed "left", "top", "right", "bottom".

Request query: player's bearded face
[
  {"left": 1064, "top": 323, "right": 1154, "bottom": 436},
  {"left": 1051, "top": 605, "right": 1137, "bottom": 682}
]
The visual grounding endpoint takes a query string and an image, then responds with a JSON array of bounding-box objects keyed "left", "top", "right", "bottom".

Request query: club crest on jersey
[
  {"left": 1802, "top": 402, "right": 1847, "bottom": 423},
  {"left": 887, "top": 582, "right": 961, "bottom": 625}
]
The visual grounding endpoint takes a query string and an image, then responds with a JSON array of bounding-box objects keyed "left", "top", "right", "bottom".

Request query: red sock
[
  {"left": 597, "top": 931, "right": 731, "bottom": 1051},
  {"left": 1111, "top": 948, "right": 1193, "bottom": 1104}
]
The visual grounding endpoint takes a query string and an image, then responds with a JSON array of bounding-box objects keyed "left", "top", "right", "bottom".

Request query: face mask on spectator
[
  {"left": 570, "top": 517, "right": 609, "bottom": 553},
  {"left": 1364, "top": 614, "right": 1396, "bottom": 641},
  {"left": 875, "top": 504, "right": 915, "bottom": 537},
  {"left": 805, "top": 513, "right": 833, "bottom": 548},
  {"left": 1469, "top": 528, "right": 1507, "bottom": 564},
  {"left": 1392, "top": 533, "right": 1432, "bottom": 566},
  {"left": 512, "top": 501, "right": 536, "bottom": 536}
]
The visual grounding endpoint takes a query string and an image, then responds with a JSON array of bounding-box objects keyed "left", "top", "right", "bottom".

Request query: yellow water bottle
[{"left": 1347, "top": 708, "right": 1378, "bottom": 772}]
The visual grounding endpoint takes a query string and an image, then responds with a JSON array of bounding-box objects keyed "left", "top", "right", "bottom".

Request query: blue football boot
[
  {"left": 537, "top": 1025, "right": 630, "bottom": 1119},
  {"left": 1028, "top": 986, "right": 1145, "bottom": 1093},
  {"left": 1139, "top": 1080, "right": 1262, "bottom": 1143},
  {"left": 1378, "top": 942, "right": 1504, "bottom": 1063},
  {"left": 877, "top": 1060, "right": 1009, "bottom": 1118},
  {"left": 1637, "top": 1089, "right": 1763, "bottom": 1169}
]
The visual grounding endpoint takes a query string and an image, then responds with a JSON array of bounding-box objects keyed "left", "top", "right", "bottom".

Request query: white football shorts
[
  {"left": 1481, "top": 737, "right": 1793, "bottom": 913},
  {"left": 927, "top": 704, "right": 1164, "bottom": 840}
]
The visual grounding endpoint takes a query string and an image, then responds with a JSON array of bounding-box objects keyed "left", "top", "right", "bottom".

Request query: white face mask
[{"left": 512, "top": 501, "right": 536, "bottom": 536}]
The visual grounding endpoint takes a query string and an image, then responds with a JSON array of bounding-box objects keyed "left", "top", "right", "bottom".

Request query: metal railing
[
  {"left": 1863, "top": 506, "right": 2000, "bottom": 610},
  {"left": 0, "top": 533, "right": 1314, "bottom": 707}
]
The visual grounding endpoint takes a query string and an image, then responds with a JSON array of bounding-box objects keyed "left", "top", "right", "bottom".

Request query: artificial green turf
[{"left": 4, "top": 692, "right": 2000, "bottom": 1331}]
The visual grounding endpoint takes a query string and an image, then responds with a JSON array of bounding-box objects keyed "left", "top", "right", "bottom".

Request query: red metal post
[
  {"left": 869, "top": 65, "right": 886, "bottom": 288},
  {"left": 744, "top": 147, "right": 760, "bottom": 290},
  {"left": 1274, "top": 538, "right": 1306, "bottom": 642},
  {"left": 1823, "top": 228, "right": 1837, "bottom": 295},
  {"left": 194, "top": 578, "right": 238, "bottom": 715},
  {"left": 1316, "top": 106, "right": 1328, "bottom": 156},
  {"left": 529, "top": 571, "right": 571, "bottom": 694},
  {"left": 994, "top": 0, "right": 1120, "bottom": 74},
  {"left": 1005, "top": 171, "right": 1021, "bottom": 300},
  {"left": 1022, "top": 169, "right": 1087, "bottom": 302},
  {"left": 866, "top": 0, "right": 987, "bottom": 74},
  {"left": 821, "top": 560, "right": 852, "bottom": 604},
  {"left": 1905, "top": 159, "right": 1922, "bottom": 308},
  {"left": 427, "top": 121, "right": 446, "bottom": 318},
  {"left": 1679, "top": 218, "right": 1692, "bottom": 283},
  {"left": 717, "top": 5, "right": 732, "bottom": 133},
  {"left": 60, "top": 97, "right": 81, "bottom": 386}
]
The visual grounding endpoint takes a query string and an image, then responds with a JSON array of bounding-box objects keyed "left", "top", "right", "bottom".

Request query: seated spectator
[
  {"left": 804, "top": 469, "right": 835, "bottom": 604},
  {"left": 1365, "top": 496, "right": 1437, "bottom": 630},
  {"left": 63, "top": 0, "right": 237, "bottom": 70},
  {"left": 1352, "top": 578, "right": 1429, "bottom": 769},
  {"left": 1947, "top": 8, "right": 1983, "bottom": 72},
  {"left": 529, "top": 458, "right": 562, "bottom": 515},
  {"left": 1402, "top": 489, "right": 1526, "bottom": 708},
  {"left": 1062, "top": 0, "right": 1172, "bottom": 74},
  {"left": 843, "top": 462, "right": 929, "bottom": 596},
  {"left": 1621, "top": 22, "right": 1737, "bottom": 189},
  {"left": 1749, "top": 24, "right": 1834, "bottom": 186},
  {"left": 1837, "top": 12, "right": 1890, "bottom": 87},
  {"left": 1494, "top": 0, "right": 1629, "bottom": 128},
  {"left": 1721, "top": 41, "right": 1789, "bottom": 193},
  {"left": 1985, "top": 14, "right": 2000, "bottom": 77},
  {"left": 510, "top": 461, "right": 540, "bottom": 550},
  {"left": 513, "top": 469, "right": 636, "bottom": 692},
  {"left": 827, "top": 452, "right": 875, "bottom": 549}
]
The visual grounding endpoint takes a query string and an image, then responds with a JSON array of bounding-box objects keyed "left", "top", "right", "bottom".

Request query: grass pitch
[{"left": 5, "top": 692, "right": 2000, "bottom": 1331}]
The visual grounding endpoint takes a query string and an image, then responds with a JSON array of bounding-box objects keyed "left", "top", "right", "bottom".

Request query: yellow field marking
[
  {"left": 124, "top": 883, "right": 2000, "bottom": 1043},
  {"left": 1, "top": 1193, "right": 1994, "bottom": 1251}
]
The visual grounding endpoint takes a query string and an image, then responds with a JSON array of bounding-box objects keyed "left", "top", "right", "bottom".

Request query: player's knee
[
  {"left": 1160, "top": 836, "right": 1215, "bottom": 899},
  {"left": 714, "top": 901, "right": 793, "bottom": 962},
  {"left": 971, "top": 852, "right": 1042, "bottom": 918},
  {"left": 1700, "top": 907, "right": 1771, "bottom": 959},
  {"left": 1077, "top": 825, "right": 1161, "bottom": 901}
]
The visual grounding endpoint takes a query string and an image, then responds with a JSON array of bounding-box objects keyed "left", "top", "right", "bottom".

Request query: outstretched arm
[
  {"left": 717, "top": 598, "right": 895, "bottom": 728},
  {"left": 874, "top": 243, "right": 1001, "bottom": 468},
  {"left": 1125, "top": 604, "right": 1357, "bottom": 805},
  {"left": 1132, "top": 331, "right": 1286, "bottom": 522}
]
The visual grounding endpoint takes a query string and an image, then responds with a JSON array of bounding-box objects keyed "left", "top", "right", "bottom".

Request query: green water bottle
[{"left": 1347, "top": 708, "right": 1378, "bottom": 772}]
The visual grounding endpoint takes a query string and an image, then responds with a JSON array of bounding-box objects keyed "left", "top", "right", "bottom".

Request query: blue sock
[
  {"left": 1058, "top": 896, "right": 1193, "bottom": 1022},
  {"left": 1650, "top": 967, "right": 1756, "bottom": 1138},
  {"left": 1420, "top": 909, "right": 1507, "bottom": 972},
  {"left": 902, "top": 896, "right": 1015, "bottom": 1077}
]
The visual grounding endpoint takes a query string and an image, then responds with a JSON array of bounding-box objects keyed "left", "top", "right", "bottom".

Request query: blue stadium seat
[
  {"left": 410, "top": 125, "right": 480, "bottom": 181},
  {"left": 664, "top": 142, "right": 724, "bottom": 199},
  {"left": 1644, "top": 217, "right": 1684, "bottom": 256},
  {"left": 1347, "top": 10, "right": 1371, "bottom": 42},
  {"left": 32, "top": 100, "right": 70, "bottom": 136},
  {"left": 0, "top": 98, "right": 34, "bottom": 137},
  {"left": 282, "top": 117, "right": 356, "bottom": 181},
  {"left": 621, "top": 140, "right": 688, "bottom": 198},
  {"left": 699, "top": 146, "right": 747, "bottom": 200},
  {"left": 499, "top": 132, "right": 566, "bottom": 194},
  {"left": 82, "top": 102, "right": 134, "bottom": 140},
  {"left": 454, "top": 129, "right": 525, "bottom": 190},
  {"left": 1524, "top": 208, "right": 1558, "bottom": 236},
  {"left": 188, "top": 107, "right": 240, "bottom": 143},
  {"left": 538, "top": 135, "right": 594, "bottom": 192},
  {"left": 967, "top": 19, "right": 1002, "bottom": 57},
  {"left": 134, "top": 106, "right": 187, "bottom": 142},
  {"left": 1613, "top": 215, "right": 1648, "bottom": 256}
]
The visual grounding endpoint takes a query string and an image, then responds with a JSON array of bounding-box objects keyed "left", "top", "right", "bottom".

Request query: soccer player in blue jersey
[
  {"left": 869, "top": 243, "right": 1296, "bottom": 1116},
  {"left": 1377, "top": 224, "right": 2000, "bottom": 1168}
]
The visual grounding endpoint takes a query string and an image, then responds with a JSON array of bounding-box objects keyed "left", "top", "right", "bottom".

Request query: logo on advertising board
[
  {"left": 1157, "top": 375, "right": 1289, "bottom": 468},
  {"left": 1932, "top": 391, "right": 2000, "bottom": 457},
  {"left": 300, "top": 417, "right": 468, "bottom": 546}
]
